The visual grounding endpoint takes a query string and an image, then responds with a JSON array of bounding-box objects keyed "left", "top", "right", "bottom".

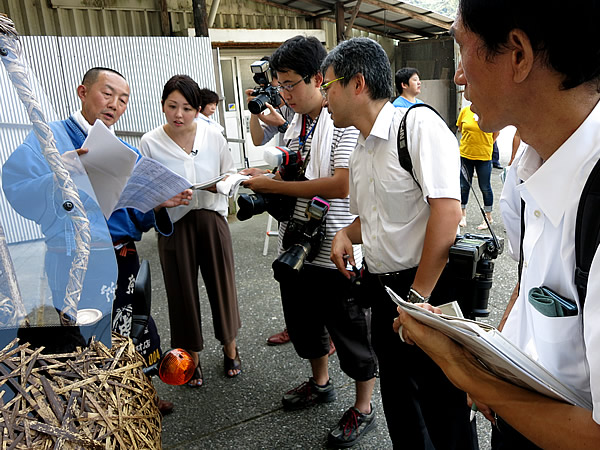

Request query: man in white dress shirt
[{"left": 326, "top": 38, "right": 474, "bottom": 450}]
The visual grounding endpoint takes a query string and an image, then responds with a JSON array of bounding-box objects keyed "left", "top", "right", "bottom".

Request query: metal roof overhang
[{"left": 250, "top": 0, "right": 454, "bottom": 41}]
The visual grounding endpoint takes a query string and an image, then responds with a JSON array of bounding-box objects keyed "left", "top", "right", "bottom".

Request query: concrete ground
[{"left": 138, "top": 160, "right": 517, "bottom": 449}]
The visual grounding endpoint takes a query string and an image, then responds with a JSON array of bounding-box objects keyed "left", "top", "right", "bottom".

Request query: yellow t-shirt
[{"left": 456, "top": 106, "right": 494, "bottom": 160}]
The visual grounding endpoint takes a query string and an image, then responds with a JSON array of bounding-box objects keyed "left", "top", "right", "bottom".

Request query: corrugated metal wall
[
  {"left": 0, "top": 34, "right": 214, "bottom": 243},
  {"left": 0, "top": 0, "right": 309, "bottom": 37}
]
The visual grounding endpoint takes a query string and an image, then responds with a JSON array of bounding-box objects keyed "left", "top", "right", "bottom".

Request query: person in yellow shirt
[{"left": 456, "top": 105, "right": 498, "bottom": 229}]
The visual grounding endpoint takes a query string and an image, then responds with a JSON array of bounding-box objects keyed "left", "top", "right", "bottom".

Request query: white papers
[
  {"left": 80, "top": 120, "right": 137, "bottom": 219},
  {"left": 216, "top": 173, "right": 251, "bottom": 197},
  {"left": 386, "top": 287, "right": 593, "bottom": 410},
  {"left": 193, "top": 174, "right": 226, "bottom": 190},
  {"left": 79, "top": 120, "right": 196, "bottom": 218},
  {"left": 437, "top": 301, "right": 464, "bottom": 318},
  {"left": 114, "top": 156, "right": 193, "bottom": 213}
]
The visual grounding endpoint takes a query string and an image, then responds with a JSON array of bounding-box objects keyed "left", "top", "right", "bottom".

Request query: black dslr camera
[
  {"left": 272, "top": 196, "right": 329, "bottom": 282},
  {"left": 248, "top": 60, "right": 281, "bottom": 115},
  {"left": 236, "top": 146, "right": 303, "bottom": 222},
  {"left": 448, "top": 233, "right": 504, "bottom": 319}
]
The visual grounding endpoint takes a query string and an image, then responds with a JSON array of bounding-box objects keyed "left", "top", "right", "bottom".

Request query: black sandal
[
  {"left": 187, "top": 362, "right": 204, "bottom": 387},
  {"left": 223, "top": 347, "right": 241, "bottom": 378}
]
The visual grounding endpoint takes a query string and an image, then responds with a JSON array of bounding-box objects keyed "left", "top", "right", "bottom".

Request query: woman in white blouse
[{"left": 140, "top": 75, "right": 241, "bottom": 387}]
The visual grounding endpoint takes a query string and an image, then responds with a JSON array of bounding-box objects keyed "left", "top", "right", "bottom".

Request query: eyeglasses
[
  {"left": 279, "top": 75, "right": 310, "bottom": 92},
  {"left": 320, "top": 77, "right": 345, "bottom": 99}
]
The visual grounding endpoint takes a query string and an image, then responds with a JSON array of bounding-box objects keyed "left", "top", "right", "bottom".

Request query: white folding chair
[{"left": 262, "top": 215, "right": 279, "bottom": 256}]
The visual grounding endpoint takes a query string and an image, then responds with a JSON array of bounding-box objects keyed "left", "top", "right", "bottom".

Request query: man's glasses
[
  {"left": 320, "top": 77, "right": 345, "bottom": 99},
  {"left": 279, "top": 75, "right": 310, "bottom": 92}
]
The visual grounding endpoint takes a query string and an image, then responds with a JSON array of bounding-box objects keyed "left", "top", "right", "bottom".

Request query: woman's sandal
[
  {"left": 187, "top": 362, "right": 204, "bottom": 388},
  {"left": 223, "top": 347, "right": 241, "bottom": 378}
]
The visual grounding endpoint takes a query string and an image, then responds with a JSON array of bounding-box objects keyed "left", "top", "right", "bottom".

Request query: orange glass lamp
[{"left": 144, "top": 348, "right": 195, "bottom": 385}]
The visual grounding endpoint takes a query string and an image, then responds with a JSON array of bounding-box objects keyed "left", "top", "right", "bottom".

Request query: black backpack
[
  {"left": 574, "top": 156, "right": 600, "bottom": 307},
  {"left": 396, "top": 103, "right": 600, "bottom": 308}
]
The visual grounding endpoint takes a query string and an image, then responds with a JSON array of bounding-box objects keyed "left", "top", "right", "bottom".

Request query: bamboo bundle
[{"left": 0, "top": 334, "right": 161, "bottom": 449}]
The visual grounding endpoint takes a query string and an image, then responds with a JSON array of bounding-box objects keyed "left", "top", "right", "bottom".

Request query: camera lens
[
  {"left": 272, "top": 243, "right": 311, "bottom": 282},
  {"left": 236, "top": 193, "right": 266, "bottom": 221},
  {"left": 248, "top": 93, "right": 270, "bottom": 114}
]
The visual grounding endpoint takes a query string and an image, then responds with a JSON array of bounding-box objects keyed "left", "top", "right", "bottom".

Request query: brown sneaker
[
  {"left": 328, "top": 337, "right": 336, "bottom": 356},
  {"left": 267, "top": 328, "right": 290, "bottom": 345},
  {"left": 157, "top": 397, "right": 174, "bottom": 416}
]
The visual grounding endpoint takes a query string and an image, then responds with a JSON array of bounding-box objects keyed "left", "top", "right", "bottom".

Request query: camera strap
[
  {"left": 397, "top": 103, "right": 445, "bottom": 190},
  {"left": 298, "top": 114, "right": 318, "bottom": 152},
  {"left": 287, "top": 114, "right": 318, "bottom": 178}
]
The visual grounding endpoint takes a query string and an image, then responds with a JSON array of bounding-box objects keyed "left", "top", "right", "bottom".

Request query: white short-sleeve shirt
[
  {"left": 500, "top": 100, "right": 600, "bottom": 423},
  {"left": 349, "top": 102, "right": 461, "bottom": 274},
  {"left": 139, "top": 121, "right": 235, "bottom": 222}
]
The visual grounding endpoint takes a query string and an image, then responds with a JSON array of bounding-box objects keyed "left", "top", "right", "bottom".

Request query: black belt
[{"left": 363, "top": 261, "right": 418, "bottom": 288}]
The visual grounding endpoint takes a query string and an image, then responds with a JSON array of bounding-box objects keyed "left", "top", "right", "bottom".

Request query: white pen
[{"left": 470, "top": 403, "right": 478, "bottom": 422}]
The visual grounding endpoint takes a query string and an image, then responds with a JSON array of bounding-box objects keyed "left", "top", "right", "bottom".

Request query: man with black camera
[
  {"left": 242, "top": 35, "right": 378, "bottom": 448},
  {"left": 393, "top": 1, "right": 600, "bottom": 448},
  {"left": 245, "top": 56, "right": 294, "bottom": 147},
  {"left": 326, "top": 38, "right": 477, "bottom": 449},
  {"left": 244, "top": 56, "right": 295, "bottom": 347}
]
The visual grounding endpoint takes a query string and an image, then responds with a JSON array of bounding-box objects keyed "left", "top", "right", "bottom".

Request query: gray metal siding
[
  {"left": 0, "top": 35, "right": 214, "bottom": 244},
  {"left": 0, "top": 0, "right": 308, "bottom": 37}
]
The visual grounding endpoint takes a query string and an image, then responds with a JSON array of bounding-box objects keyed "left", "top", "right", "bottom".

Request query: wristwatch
[
  {"left": 407, "top": 287, "right": 430, "bottom": 304},
  {"left": 277, "top": 120, "right": 289, "bottom": 133}
]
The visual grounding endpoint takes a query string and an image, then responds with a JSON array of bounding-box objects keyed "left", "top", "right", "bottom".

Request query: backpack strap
[
  {"left": 574, "top": 156, "right": 600, "bottom": 309},
  {"left": 397, "top": 103, "right": 446, "bottom": 190}
]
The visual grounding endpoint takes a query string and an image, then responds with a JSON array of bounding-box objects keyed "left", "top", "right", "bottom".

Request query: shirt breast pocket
[
  {"left": 379, "top": 178, "right": 422, "bottom": 224},
  {"left": 529, "top": 308, "right": 586, "bottom": 388}
]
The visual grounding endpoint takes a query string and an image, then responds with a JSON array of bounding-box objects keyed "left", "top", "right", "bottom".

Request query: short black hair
[
  {"left": 161, "top": 75, "right": 202, "bottom": 111},
  {"left": 395, "top": 68, "right": 419, "bottom": 95},
  {"left": 458, "top": 0, "right": 600, "bottom": 90},
  {"left": 199, "top": 88, "right": 219, "bottom": 110},
  {"left": 270, "top": 35, "right": 327, "bottom": 82},
  {"left": 321, "top": 37, "right": 393, "bottom": 101},
  {"left": 82, "top": 67, "right": 126, "bottom": 86}
]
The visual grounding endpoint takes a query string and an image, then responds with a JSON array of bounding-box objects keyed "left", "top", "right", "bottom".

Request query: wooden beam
[
  {"left": 362, "top": 0, "right": 451, "bottom": 29},
  {"left": 160, "top": 0, "right": 170, "bottom": 36},
  {"left": 321, "top": 16, "right": 412, "bottom": 41},
  {"left": 251, "top": 0, "right": 318, "bottom": 17},
  {"left": 291, "top": 0, "right": 332, "bottom": 11},
  {"left": 192, "top": 0, "right": 209, "bottom": 37},
  {"left": 356, "top": 11, "right": 435, "bottom": 37},
  {"left": 212, "top": 41, "right": 290, "bottom": 48},
  {"left": 335, "top": 1, "right": 345, "bottom": 42},
  {"left": 345, "top": 0, "right": 362, "bottom": 37}
]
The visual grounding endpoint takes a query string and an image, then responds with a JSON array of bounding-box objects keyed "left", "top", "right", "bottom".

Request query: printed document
[
  {"left": 386, "top": 287, "right": 592, "bottom": 410},
  {"left": 114, "top": 157, "right": 193, "bottom": 213},
  {"left": 79, "top": 120, "right": 225, "bottom": 217}
]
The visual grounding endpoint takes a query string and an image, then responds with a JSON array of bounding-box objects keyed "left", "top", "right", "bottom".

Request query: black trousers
[
  {"left": 365, "top": 265, "right": 478, "bottom": 450},
  {"left": 491, "top": 416, "right": 541, "bottom": 450},
  {"left": 113, "top": 242, "right": 162, "bottom": 366},
  {"left": 280, "top": 264, "right": 378, "bottom": 382}
]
